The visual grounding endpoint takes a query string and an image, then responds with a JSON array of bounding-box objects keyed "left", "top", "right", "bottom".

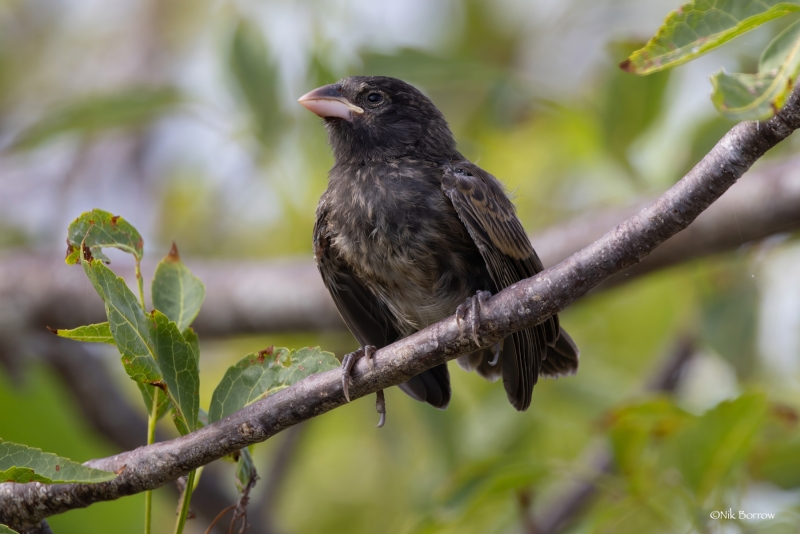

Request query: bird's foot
[
  {"left": 341, "top": 345, "right": 377, "bottom": 402},
  {"left": 456, "top": 290, "right": 492, "bottom": 347}
]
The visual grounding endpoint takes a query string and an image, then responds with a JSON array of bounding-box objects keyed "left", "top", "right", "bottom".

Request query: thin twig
[
  {"left": 230, "top": 464, "right": 257, "bottom": 534},
  {"left": 204, "top": 504, "right": 236, "bottom": 534},
  {"left": 31, "top": 335, "right": 269, "bottom": 534}
]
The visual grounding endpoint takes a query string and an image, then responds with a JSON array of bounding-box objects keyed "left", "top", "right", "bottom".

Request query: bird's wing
[
  {"left": 314, "top": 198, "right": 451, "bottom": 408},
  {"left": 441, "top": 161, "right": 560, "bottom": 411}
]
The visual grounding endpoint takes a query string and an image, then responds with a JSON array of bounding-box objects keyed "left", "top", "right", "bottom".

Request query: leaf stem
[
  {"left": 174, "top": 469, "right": 197, "bottom": 534},
  {"left": 135, "top": 259, "right": 146, "bottom": 310},
  {"left": 144, "top": 388, "right": 159, "bottom": 534}
]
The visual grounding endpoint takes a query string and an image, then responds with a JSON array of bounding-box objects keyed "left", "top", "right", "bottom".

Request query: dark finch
[{"left": 299, "top": 76, "right": 578, "bottom": 424}]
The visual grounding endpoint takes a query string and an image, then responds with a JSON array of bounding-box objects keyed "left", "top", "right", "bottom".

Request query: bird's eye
[{"left": 367, "top": 92, "right": 383, "bottom": 103}]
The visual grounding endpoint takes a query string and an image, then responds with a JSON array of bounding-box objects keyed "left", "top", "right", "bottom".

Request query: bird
[{"left": 298, "top": 76, "right": 579, "bottom": 426}]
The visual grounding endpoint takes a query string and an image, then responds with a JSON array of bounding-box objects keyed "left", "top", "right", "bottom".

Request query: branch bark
[
  {"left": 2, "top": 85, "right": 800, "bottom": 530},
  {"left": 30, "top": 335, "right": 271, "bottom": 534}
]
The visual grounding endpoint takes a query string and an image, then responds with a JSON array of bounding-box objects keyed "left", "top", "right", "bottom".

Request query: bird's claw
[
  {"left": 456, "top": 290, "right": 492, "bottom": 347},
  {"left": 341, "top": 346, "right": 386, "bottom": 428},
  {"left": 489, "top": 342, "right": 501, "bottom": 366},
  {"left": 375, "top": 389, "right": 386, "bottom": 428},
  {"left": 341, "top": 345, "right": 377, "bottom": 402}
]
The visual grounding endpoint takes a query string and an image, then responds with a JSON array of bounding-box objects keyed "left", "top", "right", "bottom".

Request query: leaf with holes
[
  {"left": 0, "top": 441, "right": 116, "bottom": 484},
  {"left": 208, "top": 346, "right": 339, "bottom": 423},
  {"left": 66, "top": 209, "right": 143, "bottom": 265},
  {"left": 622, "top": 0, "right": 800, "bottom": 75},
  {"left": 152, "top": 243, "right": 205, "bottom": 332},
  {"left": 711, "top": 19, "right": 800, "bottom": 120}
]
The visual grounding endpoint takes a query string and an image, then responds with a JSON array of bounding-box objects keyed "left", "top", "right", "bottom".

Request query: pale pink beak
[{"left": 298, "top": 84, "right": 364, "bottom": 121}]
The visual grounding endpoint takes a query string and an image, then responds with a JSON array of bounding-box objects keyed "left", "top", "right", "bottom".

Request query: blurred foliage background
[{"left": 1, "top": 0, "right": 800, "bottom": 533}]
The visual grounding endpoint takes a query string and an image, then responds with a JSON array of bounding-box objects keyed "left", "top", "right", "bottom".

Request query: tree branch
[
  {"left": 2, "top": 85, "right": 799, "bottom": 530},
  {"left": 30, "top": 335, "right": 271, "bottom": 534}
]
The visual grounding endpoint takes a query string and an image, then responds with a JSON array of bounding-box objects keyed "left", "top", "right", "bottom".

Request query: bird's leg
[
  {"left": 456, "top": 290, "right": 492, "bottom": 347},
  {"left": 340, "top": 345, "right": 377, "bottom": 402},
  {"left": 341, "top": 345, "right": 386, "bottom": 427}
]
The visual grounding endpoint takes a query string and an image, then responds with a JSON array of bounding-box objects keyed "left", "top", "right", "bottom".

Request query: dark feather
[
  {"left": 314, "top": 197, "right": 452, "bottom": 409},
  {"left": 304, "top": 75, "right": 578, "bottom": 414},
  {"left": 441, "top": 162, "right": 572, "bottom": 410}
]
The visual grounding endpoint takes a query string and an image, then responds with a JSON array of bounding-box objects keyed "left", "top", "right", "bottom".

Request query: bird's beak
[{"left": 298, "top": 84, "right": 364, "bottom": 121}]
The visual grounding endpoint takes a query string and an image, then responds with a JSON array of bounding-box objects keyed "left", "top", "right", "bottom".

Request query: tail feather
[
  {"left": 458, "top": 327, "right": 579, "bottom": 398},
  {"left": 457, "top": 345, "right": 503, "bottom": 382},
  {"left": 398, "top": 363, "right": 451, "bottom": 409},
  {"left": 401, "top": 328, "right": 577, "bottom": 411},
  {"left": 540, "top": 328, "right": 579, "bottom": 377}
]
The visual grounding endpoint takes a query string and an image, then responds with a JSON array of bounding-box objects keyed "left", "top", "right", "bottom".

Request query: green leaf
[
  {"left": 208, "top": 346, "right": 339, "bottom": 423},
  {"left": 137, "top": 382, "right": 172, "bottom": 421},
  {"left": 438, "top": 459, "right": 545, "bottom": 517},
  {"left": 171, "top": 411, "right": 191, "bottom": 437},
  {"left": 150, "top": 310, "right": 199, "bottom": 433},
  {"left": 82, "top": 259, "right": 162, "bottom": 385},
  {"left": 621, "top": 0, "right": 800, "bottom": 75},
  {"left": 753, "top": 435, "right": 800, "bottom": 488},
  {"left": 50, "top": 322, "right": 114, "bottom": 344},
  {"left": 699, "top": 272, "right": 758, "bottom": 376},
  {"left": 197, "top": 407, "right": 208, "bottom": 428},
  {"left": 12, "top": 87, "right": 181, "bottom": 151},
  {"left": 0, "top": 525, "right": 20, "bottom": 534},
  {"left": 66, "top": 209, "right": 143, "bottom": 265},
  {"left": 607, "top": 398, "right": 691, "bottom": 477},
  {"left": 235, "top": 448, "right": 256, "bottom": 494},
  {"left": 229, "top": 19, "right": 284, "bottom": 149},
  {"left": 151, "top": 243, "right": 205, "bottom": 332},
  {"left": 183, "top": 327, "right": 200, "bottom": 368},
  {"left": 666, "top": 392, "right": 767, "bottom": 500},
  {"left": 0, "top": 440, "right": 116, "bottom": 484},
  {"left": 711, "top": 19, "right": 800, "bottom": 120}
]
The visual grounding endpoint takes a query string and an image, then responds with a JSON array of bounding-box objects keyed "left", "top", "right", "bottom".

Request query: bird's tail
[
  {"left": 398, "top": 364, "right": 452, "bottom": 409},
  {"left": 457, "top": 327, "right": 579, "bottom": 383},
  {"left": 540, "top": 328, "right": 579, "bottom": 377},
  {"left": 456, "top": 344, "right": 504, "bottom": 381}
]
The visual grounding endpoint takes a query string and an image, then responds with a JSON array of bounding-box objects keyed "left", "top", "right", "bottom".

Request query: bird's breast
[{"left": 325, "top": 161, "right": 486, "bottom": 333}]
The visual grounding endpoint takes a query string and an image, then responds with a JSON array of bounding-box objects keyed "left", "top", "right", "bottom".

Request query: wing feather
[{"left": 441, "top": 162, "right": 569, "bottom": 411}]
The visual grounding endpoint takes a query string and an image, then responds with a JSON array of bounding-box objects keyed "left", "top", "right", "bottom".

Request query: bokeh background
[{"left": 2, "top": 0, "right": 800, "bottom": 533}]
